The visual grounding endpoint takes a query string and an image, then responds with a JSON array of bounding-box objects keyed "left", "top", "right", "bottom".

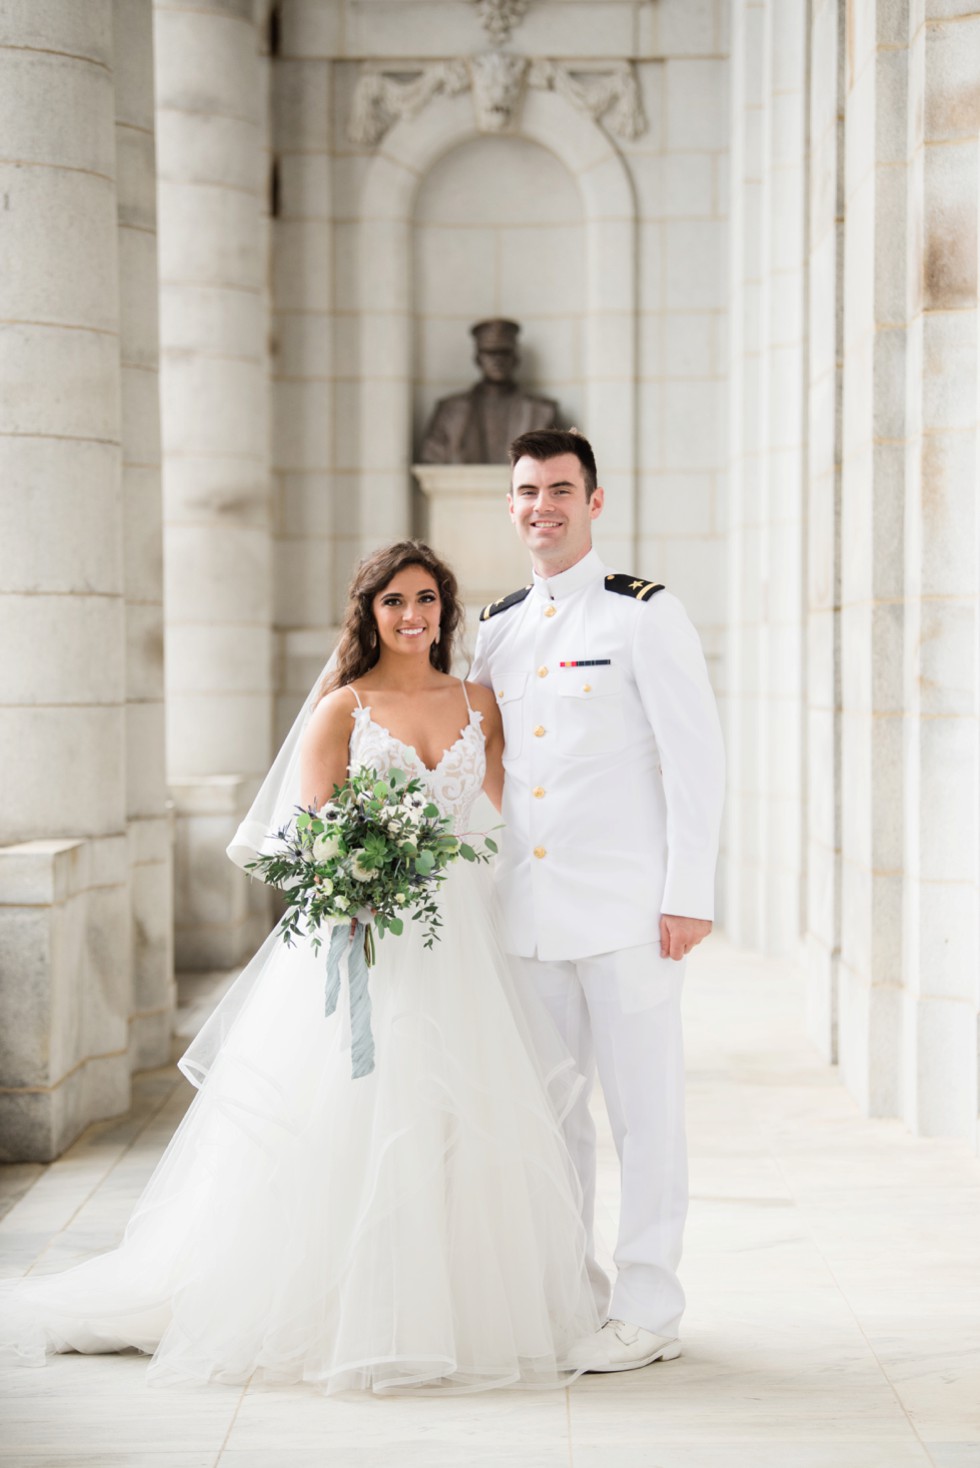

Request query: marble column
[
  {"left": 804, "top": 0, "right": 845, "bottom": 1062},
  {"left": 725, "top": 0, "right": 807, "bottom": 956},
  {"left": 0, "top": 1, "right": 172, "bottom": 1159},
  {"left": 901, "top": 5, "right": 980, "bottom": 1143},
  {"left": 113, "top": 0, "right": 174, "bottom": 1068},
  {"left": 837, "top": 0, "right": 914, "bottom": 1119},
  {"left": 155, "top": 0, "right": 273, "bottom": 968}
]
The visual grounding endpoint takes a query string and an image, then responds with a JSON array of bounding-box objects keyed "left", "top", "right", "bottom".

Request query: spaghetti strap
[
  {"left": 459, "top": 677, "right": 472, "bottom": 714},
  {"left": 349, "top": 685, "right": 364, "bottom": 710}
]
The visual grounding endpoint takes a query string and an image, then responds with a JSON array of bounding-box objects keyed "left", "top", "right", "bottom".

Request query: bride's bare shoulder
[
  {"left": 463, "top": 681, "right": 501, "bottom": 728},
  {"left": 302, "top": 684, "right": 360, "bottom": 748}
]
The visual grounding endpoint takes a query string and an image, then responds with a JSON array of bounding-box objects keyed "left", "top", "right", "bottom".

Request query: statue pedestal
[{"left": 412, "top": 464, "right": 529, "bottom": 612}]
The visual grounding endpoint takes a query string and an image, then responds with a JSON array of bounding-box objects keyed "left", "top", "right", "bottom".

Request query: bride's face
[{"left": 372, "top": 566, "right": 442, "bottom": 661}]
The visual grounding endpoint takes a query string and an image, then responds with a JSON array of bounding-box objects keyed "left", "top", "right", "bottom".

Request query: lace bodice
[{"left": 348, "top": 700, "right": 486, "bottom": 833}]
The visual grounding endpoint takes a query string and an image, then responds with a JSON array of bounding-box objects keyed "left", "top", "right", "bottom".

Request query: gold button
[
  {"left": 497, "top": 690, "right": 505, "bottom": 698},
  {"left": 533, "top": 725, "right": 546, "bottom": 737},
  {"left": 583, "top": 683, "right": 591, "bottom": 693},
  {"left": 544, "top": 605, "right": 556, "bottom": 617},
  {"left": 533, "top": 846, "right": 547, "bottom": 859},
  {"left": 537, "top": 665, "right": 548, "bottom": 678},
  {"left": 533, "top": 786, "right": 545, "bottom": 799}
]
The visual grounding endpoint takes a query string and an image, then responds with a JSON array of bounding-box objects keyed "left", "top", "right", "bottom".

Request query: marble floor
[{"left": 1, "top": 938, "right": 978, "bottom": 1468}]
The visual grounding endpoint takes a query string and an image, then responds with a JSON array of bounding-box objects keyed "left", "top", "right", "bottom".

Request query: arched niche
[{"left": 354, "top": 86, "right": 638, "bottom": 571}]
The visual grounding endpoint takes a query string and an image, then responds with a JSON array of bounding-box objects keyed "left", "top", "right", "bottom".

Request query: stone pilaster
[
  {"left": 901, "top": 5, "right": 980, "bottom": 1144},
  {"left": 112, "top": 0, "right": 174, "bottom": 1069},
  {"left": 154, "top": 0, "right": 273, "bottom": 967},
  {"left": 804, "top": 0, "right": 846, "bottom": 1062},
  {"left": 0, "top": 2, "right": 132, "bottom": 1157}
]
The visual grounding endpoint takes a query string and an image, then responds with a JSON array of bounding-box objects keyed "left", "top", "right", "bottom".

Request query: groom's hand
[{"left": 660, "top": 914, "right": 712, "bottom": 961}]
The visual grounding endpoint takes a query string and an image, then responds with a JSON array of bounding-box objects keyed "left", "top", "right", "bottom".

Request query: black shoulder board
[
  {"left": 480, "top": 586, "right": 532, "bottom": 621},
  {"left": 604, "top": 573, "right": 665, "bottom": 602}
]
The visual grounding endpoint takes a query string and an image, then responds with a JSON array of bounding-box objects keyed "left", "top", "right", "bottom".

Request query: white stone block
[
  {"left": 166, "top": 691, "right": 273, "bottom": 780},
  {"left": 0, "top": 165, "right": 118, "bottom": 332},
  {"left": 656, "top": 0, "right": 716, "bottom": 57},
  {"left": 664, "top": 378, "right": 725, "bottom": 471},
  {"left": 579, "top": 154, "right": 633, "bottom": 222},
  {"left": 155, "top": 109, "right": 258, "bottom": 193},
  {"left": 919, "top": 431, "right": 980, "bottom": 598},
  {"left": 923, "top": 14, "right": 980, "bottom": 144},
  {"left": 584, "top": 312, "right": 633, "bottom": 381},
  {"left": 279, "top": 0, "right": 343, "bottom": 58},
  {"left": 497, "top": 226, "right": 586, "bottom": 319},
  {"left": 923, "top": 305, "right": 978, "bottom": 431},
  {"left": 662, "top": 152, "right": 715, "bottom": 219},
  {"left": 663, "top": 534, "right": 726, "bottom": 626},
  {"left": 157, "top": 181, "right": 262, "bottom": 291},
  {"left": 277, "top": 151, "right": 332, "bottom": 222},
  {"left": 360, "top": 153, "right": 416, "bottom": 221},
  {"left": 910, "top": 881, "right": 980, "bottom": 1003},
  {"left": 279, "top": 471, "right": 332, "bottom": 538},
  {"left": 160, "top": 353, "right": 264, "bottom": 459},
  {"left": 162, "top": 453, "right": 268, "bottom": 528},
  {"left": 274, "top": 58, "right": 330, "bottom": 150},
  {"left": 0, "top": 594, "right": 124, "bottom": 706},
  {"left": 164, "top": 522, "right": 271, "bottom": 626},
  {"left": 665, "top": 59, "right": 728, "bottom": 150},
  {"left": 519, "top": 2, "right": 637, "bottom": 57},
  {"left": 414, "top": 227, "right": 497, "bottom": 320},
  {"left": 114, "top": 123, "right": 157, "bottom": 234},
  {"left": 914, "top": 714, "right": 978, "bottom": 883},
  {"left": 0, "top": 706, "right": 126, "bottom": 841},
  {"left": 117, "top": 229, "right": 161, "bottom": 371},
  {"left": 908, "top": 994, "right": 977, "bottom": 1141},
  {"left": 165, "top": 622, "right": 272, "bottom": 697},
  {"left": 0, "top": 47, "right": 115, "bottom": 176},
  {"left": 120, "top": 361, "right": 162, "bottom": 468},
  {"left": 359, "top": 378, "right": 411, "bottom": 471},
  {"left": 641, "top": 472, "right": 714, "bottom": 538},
  {"left": 124, "top": 469, "right": 164, "bottom": 601},
  {"left": 124, "top": 601, "right": 165, "bottom": 702},
  {"left": 360, "top": 218, "right": 412, "bottom": 313},
  {"left": 274, "top": 534, "right": 334, "bottom": 628},
  {"left": 665, "top": 220, "right": 726, "bottom": 310},
  {"left": 125, "top": 700, "right": 168, "bottom": 819},
  {"left": 272, "top": 377, "right": 331, "bottom": 472},
  {"left": 520, "top": 87, "right": 615, "bottom": 178},
  {"left": 154, "top": 6, "right": 261, "bottom": 124},
  {"left": 637, "top": 222, "right": 665, "bottom": 312},
  {"left": 0, "top": 438, "right": 121, "bottom": 594},
  {"left": 0, "top": 320, "right": 121, "bottom": 440},
  {"left": 664, "top": 311, "right": 716, "bottom": 377},
  {"left": 160, "top": 281, "right": 265, "bottom": 359},
  {"left": 584, "top": 220, "right": 635, "bottom": 314},
  {"left": 271, "top": 218, "right": 331, "bottom": 312}
]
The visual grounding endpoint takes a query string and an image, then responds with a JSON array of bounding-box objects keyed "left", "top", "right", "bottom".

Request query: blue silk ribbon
[{"left": 325, "top": 921, "right": 376, "bottom": 1079}]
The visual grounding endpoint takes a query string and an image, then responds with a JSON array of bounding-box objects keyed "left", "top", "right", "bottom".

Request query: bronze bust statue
[{"left": 420, "top": 319, "right": 560, "bottom": 465}]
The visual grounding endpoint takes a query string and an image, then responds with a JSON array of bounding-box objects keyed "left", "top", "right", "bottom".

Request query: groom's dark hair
[{"left": 508, "top": 428, "right": 598, "bottom": 499}]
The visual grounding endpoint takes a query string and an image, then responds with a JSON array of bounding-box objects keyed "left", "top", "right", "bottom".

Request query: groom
[{"left": 470, "top": 428, "right": 725, "bottom": 1370}]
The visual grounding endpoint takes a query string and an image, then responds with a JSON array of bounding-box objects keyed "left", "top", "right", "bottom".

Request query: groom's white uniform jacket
[{"left": 470, "top": 549, "right": 725, "bottom": 962}]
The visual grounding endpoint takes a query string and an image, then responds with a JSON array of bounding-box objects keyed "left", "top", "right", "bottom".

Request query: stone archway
[{"left": 354, "top": 87, "right": 638, "bottom": 569}]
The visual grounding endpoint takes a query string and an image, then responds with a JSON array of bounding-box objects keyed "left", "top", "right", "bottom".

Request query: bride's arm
[
  {"left": 299, "top": 688, "right": 356, "bottom": 809},
  {"left": 466, "top": 682, "right": 504, "bottom": 813}
]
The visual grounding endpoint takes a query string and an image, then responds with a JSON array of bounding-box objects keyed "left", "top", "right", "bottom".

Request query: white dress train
[{"left": 0, "top": 690, "right": 600, "bottom": 1394}]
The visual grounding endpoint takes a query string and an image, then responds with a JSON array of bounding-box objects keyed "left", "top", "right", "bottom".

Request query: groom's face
[{"left": 508, "top": 453, "right": 604, "bottom": 572}]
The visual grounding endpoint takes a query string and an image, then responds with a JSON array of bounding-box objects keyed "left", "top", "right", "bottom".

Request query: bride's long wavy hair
[{"left": 320, "top": 540, "right": 464, "bottom": 696}]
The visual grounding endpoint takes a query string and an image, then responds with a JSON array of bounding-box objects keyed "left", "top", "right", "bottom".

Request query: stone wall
[
  {"left": 725, "top": 0, "right": 980, "bottom": 1149},
  {"left": 0, "top": 0, "right": 173, "bottom": 1160}
]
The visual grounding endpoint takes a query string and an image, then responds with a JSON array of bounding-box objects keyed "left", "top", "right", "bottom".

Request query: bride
[{"left": 0, "top": 540, "right": 600, "bottom": 1394}]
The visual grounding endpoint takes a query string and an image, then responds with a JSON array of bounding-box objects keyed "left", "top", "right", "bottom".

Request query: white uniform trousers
[{"left": 510, "top": 943, "right": 688, "bottom": 1339}]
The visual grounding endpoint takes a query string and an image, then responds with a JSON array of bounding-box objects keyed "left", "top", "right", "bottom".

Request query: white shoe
[{"left": 569, "top": 1318, "right": 682, "bottom": 1373}]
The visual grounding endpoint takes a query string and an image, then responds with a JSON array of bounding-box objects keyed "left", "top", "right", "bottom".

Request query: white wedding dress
[{"left": 0, "top": 686, "right": 600, "bottom": 1393}]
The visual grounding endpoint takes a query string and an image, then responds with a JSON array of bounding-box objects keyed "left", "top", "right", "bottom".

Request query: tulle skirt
[{"left": 0, "top": 861, "right": 600, "bottom": 1393}]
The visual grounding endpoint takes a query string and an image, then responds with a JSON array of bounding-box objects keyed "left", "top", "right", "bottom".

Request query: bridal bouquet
[
  {"left": 246, "top": 766, "right": 497, "bottom": 1080},
  {"left": 249, "top": 764, "right": 496, "bottom": 960}
]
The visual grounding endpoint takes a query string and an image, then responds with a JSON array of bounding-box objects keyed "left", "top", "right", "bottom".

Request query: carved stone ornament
[
  {"left": 348, "top": 57, "right": 646, "bottom": 146},
  {"left": 473, "top": 0, "right": 529, "bottom": 44},
  {"left": 470, "top": 53, "right": 528, "bottom": 132}
]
